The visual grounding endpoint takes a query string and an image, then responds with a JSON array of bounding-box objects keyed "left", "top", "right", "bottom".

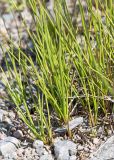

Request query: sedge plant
[{"left": 1, "top": 0, "right": 114, "bottom": 142}]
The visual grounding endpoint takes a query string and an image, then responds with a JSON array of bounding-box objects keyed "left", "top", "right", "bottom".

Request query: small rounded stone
[
  {"left": 93, "top": 138, "right": 99, "bottom": 145},
  {"left": 77, "top": 145, "right": 84, "bottom": 151},
  {"left": 84, "top": 147, "right": 90, "bottom": 152},
  {"left": 10, "top": 127, "right": 16, "bottom": 132},
  {"left": 33, "top": 140, "right": 44, "bottom": 149},
  {"left": 13, "top": 130, "right": 23, "bottom": 139},
  {"left": 107, "top": 130, "right": 112, "bottom": 136}
]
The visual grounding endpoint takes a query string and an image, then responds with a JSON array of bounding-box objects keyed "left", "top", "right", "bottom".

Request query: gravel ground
[{"left": 0, "top": 82, "right": 113, "bottom": 159}]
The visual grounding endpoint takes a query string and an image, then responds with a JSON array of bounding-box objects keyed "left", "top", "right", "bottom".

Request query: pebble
[
  {"left": 77, "top": 145, "right": 84, "bottom": 151},
  {"left": 33, "top": 139, "right": 44, "bottom": 149},
  {"left": 13, "top": 130, "right": 24, "bottom": 139},
  {"left": 93, "top": 138, "right": 99, "bottom": 145},
  {"left": 10, "top": 127, "right": 16, "bottom": 132},
  {"left": 107, "top": 130, "right": 112, "bottom": 136},
  {"left": 54, "top": 127, "right": 67, "bottom": 135}
]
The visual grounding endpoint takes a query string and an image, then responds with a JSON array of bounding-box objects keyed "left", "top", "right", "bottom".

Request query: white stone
[
  {"left": 77, "top": 145, "right": 84, "bottom": 151},
  {"left": 68, "top": 117, "right": 83, "bottom": 130},
  {"left": 33, "top": 139, "right": 44, "bottom": 149},
  {"left": 0, "top": 137, "right": 20, "bottom": 156},
  {"left": 93, "top": 138, "right": 99, "bottom": 145},
  {"left": 54, "top": 140, "right": 77, "bottom": 160}
]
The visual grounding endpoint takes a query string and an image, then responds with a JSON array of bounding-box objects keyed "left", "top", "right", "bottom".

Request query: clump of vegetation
[{"left": 1, "top": 0, "right": 114, "bottom": 143}]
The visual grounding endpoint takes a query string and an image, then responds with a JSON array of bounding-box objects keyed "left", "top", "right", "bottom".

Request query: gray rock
[
  {"left": 33, "top": 139, "right": 45, "bottom": 157},
  {"left": 33, "top": 140, "right": 44, "bottom": 149},
  {"left": 13, "top": 130, "right": 23, "bottom": 139},
  {"left": 54, "top": 127, "right": 67, "bottom": 134},
  {"left": 10, "top": 127, "right": 16, "bottom": 132},
  {"left": 0, "top": 136, "right": 20, "bottom": 156},
  {"left": 54, "top": 117, "right": 83, "bottom": 134},
  {"left": 90, "top": 135, "right": 114, "bottom": 160},
  {"left": 54, "top": 140, "right": 77, "bottom": 160},
  {"left": 68, "top": 117, "right": 83, "bottom": 130},
  {"left": 39, "top": 154, "right": 54, "bottom": 160}
]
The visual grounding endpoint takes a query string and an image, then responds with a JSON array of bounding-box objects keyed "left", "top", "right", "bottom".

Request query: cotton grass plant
[{"left": 1, "top": 0, "right": 114, "bottom": 143}]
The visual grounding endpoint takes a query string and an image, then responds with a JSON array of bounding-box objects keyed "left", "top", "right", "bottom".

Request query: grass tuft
[{"left": 1, "top": 0, "right": 114, "bottom": 142}]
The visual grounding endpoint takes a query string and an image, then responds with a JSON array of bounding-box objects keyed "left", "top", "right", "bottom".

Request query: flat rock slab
[
  {"left": 54, "top": 117, "right": 83, "bottom": 134},
  {"left": 90, "top": 135, "right": 114, "bottom": 160},
  {"left": 68, "top": 117, "right": 83, "bottom": 130},
  {"left": 0, "top": 136, "right": 20, "bottom": 156}
]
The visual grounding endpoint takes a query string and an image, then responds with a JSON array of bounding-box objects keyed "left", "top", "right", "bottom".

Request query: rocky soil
[
  {"left": 0, "top": 80, "right": 114, "bottom": 160},
  {"left": 0, "top": 0, "right": 114, "bottom": 160}
]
